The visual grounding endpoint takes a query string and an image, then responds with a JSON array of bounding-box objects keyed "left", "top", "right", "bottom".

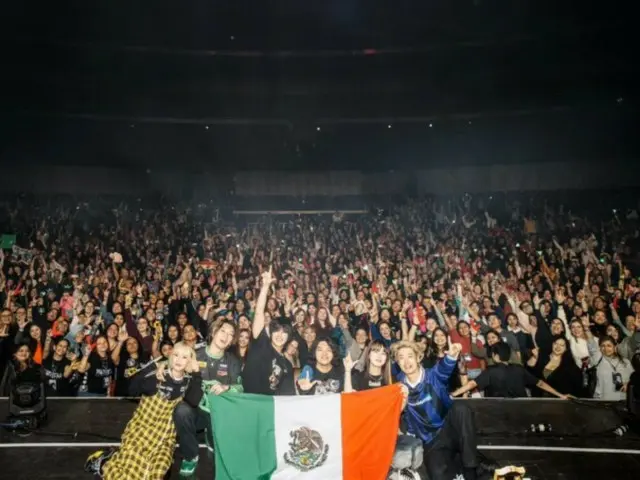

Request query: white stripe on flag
[{"left": 273, "top": 394, "right": 343, "bottom": 480}]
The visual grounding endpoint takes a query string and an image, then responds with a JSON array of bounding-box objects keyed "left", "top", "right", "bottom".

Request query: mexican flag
[{"left": 208, "top": 384, "right": 403, "bottom": 480}]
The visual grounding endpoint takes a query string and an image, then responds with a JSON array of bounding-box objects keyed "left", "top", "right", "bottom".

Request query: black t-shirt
[
  {"left": 129, "top": 361, "right": 194, "bottom": 401},
  {"left": 115, "top": 353, "right": 149, "bottom": 396},
  {"left": 80, "top": 353, "right": 114, "bottom": 395},
  {"left": 42, "top": 356, "right": 71, "bottom": 396},
  {"left": 300, "top": 365, "right": 344, "bottom": 395},
  {"left": 475, "top": 363, "right": 539, "bottom": 398},
  {"left": 351, "top": 369, "right": 386, "bottom": 391},
  {"left": 243, "top": 330, "right": 295, "bottom": 395}
]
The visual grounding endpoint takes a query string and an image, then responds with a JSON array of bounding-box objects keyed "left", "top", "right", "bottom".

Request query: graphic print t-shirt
[
  {"left": 79, "top": 354, "right": 114, "bottom": 395},
  {"left": 42, "top": 356, "right": 71, "bottom": 396},
  {"left": 243, "top": 330, "right": 295, "bottom": 395},
  {"left": 299, "top": 365, "right": 344, "bottom": 395}
]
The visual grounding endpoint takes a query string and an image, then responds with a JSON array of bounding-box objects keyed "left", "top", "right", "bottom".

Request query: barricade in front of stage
[{"left": 0, "top": 396, "right": 628, "bottom": 441}]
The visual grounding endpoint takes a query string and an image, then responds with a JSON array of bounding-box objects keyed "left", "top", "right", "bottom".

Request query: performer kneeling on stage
[
  {"left": 85, "top": 342, "right": 201, "bottom": 479},
  {"left": 393, "top": 339, "right": 492, "bottom": 480}
]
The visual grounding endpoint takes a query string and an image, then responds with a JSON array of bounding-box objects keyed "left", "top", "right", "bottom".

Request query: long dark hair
[
  {"left": 361, "top": 339, "right": 392, "bottom": 386},
  {"left": 234, "top": 328, "right": 252, "bottom": 362},
  {"left": 426, "top": 327, "right": 449, "bottom": 359}
]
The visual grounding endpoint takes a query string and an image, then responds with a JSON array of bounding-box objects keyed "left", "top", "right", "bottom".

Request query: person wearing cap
[{"left": 243, "top": 266, "right": 296, "bottom": 396}]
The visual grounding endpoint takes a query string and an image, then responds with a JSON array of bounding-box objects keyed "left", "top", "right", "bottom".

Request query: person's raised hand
[
  {"left": 186, "top": 357, "right": 200, "bottom": 374},
  {"left": 297, "top": 377, "right": 318, "bottom": 392},
  {"left": 343, "top": 354, "right": 355, "bottom": 372},
  {"left": 261, "top": 266, "right": 276, "bottom": 288},
  {"left": 156, "top": 362, "right": 167, "bottom": 381},
  {"left": 210, "top": 384, "right": 229, "bottom": 396},
  {"left": 446, "top": 336, "right": 462, "bottom": 358}
]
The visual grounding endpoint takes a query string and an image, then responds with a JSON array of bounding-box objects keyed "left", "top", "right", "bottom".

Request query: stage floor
[{"left": 1, "top": 398, "right": 639, "bottom": 479}]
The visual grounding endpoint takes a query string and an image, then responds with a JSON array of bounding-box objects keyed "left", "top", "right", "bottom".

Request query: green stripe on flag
[{"left": 208, "top": 393, "right": 277, "bottom": 480}]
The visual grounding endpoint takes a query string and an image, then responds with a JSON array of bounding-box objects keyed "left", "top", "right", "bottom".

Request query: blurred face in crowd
[
  {"left": 106, "top": 324, "right": 118, "bottom": 339},
  {"left": 303, "top": 326, "right": 316, "bottom": 346},
  {"left": 520, "top": 302, "right": 533, "bottom": 315},
  {"left": 600, "top": 339, "right": 616, "bottom": 358},
  {"left": 551, "top": 338, "right": 568, "bottom": 357},
  {"left": 14, "top": 345, "right": 30, "bottom": 363},
  {"left": 378, "top": 322, "right": 392, "bottom": 340},
  {"left": 235, "top": 300, "right": 245, "bottom": 313},
  {"left": 606, "top": 325, "right": 620, "bottom": 342},
  {"left": 95, "top": 336, "right": 109, "bottom": 355},
  {"left": 54, "top": 339, "right": 69, "bottom": 359},
  {"left": 570, "top": 321, "right": 584, "bottom": 338},
  {"left": 29, "top": 324, "right": 42, "bottom": 341},
  {"left": 486, "top": 332, "right": 500, "bottom": 346},
  {"left": 457, "top": 321, "right": 470, "bottom": 337},
  {"left": 177, "top": 313, "right": 188, "bottom": 328},
  {"left": 167, "top": 325, "right": 180, "bottom": 342},
  {"left": 137, "top": 318, "right": 150, "bottom": 335},
  {"left": 183, "top": 325, "right": 198, "bottom": 344},
  {"left": 317, "top": 307, "right": 328, "bottom": 322},
  {"left": 238, "top": 329, "right": 251, "bottom": 348},
  {"left": 425, "top": 318, "right": 437, "bottom": 332},
  {"left": 593, "top": 310, "right": 607, "bottom": 325},
  {"left": 125, "top": 337, "right": 139, "bottom": 355},
  {"left": 238, "top": 315, "right": 251, "bottom": 330},
  {"left": 161, "top": 343, "right": 173, "bottom": 359},
  {"left": 285, "top": 339, "right": 299, "bottom": 358},
  {"left": 550, "top": 318, "right": 564, "bottom": 336},
  {"left": 625, "top": 316, "right": 636, "bottom": 333},
  {"left": 113, "top": 313, "right": 125, "bottom": 328},
  {"left": 314, "top": 340, "right": 334, "bottom": 367},
  {"left": 488, "top": 315, "right": 501, "bottom": 331},
  {"left": 432, "top": 329, "right": 447, "bottom": 350},
  {"left": 354, "top": 327, "right": 368, "bottom": 346}
]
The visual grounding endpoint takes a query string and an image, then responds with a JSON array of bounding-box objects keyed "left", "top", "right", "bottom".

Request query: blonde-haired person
[
  {"left": 393, "top": 339, "right": 492, "bottom": 480},
  {"left": 85, "top": 342, "right": 202, "bottom": 479}
]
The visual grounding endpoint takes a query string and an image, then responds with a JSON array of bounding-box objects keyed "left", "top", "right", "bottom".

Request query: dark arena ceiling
[{"left": 0, "top": 0, "right": 636, "bottom": 170}]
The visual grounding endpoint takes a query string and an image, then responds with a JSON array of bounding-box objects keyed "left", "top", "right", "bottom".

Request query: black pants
[
  {"left": 173, "top": 402, "right": 213, "bottom": 461},
  {"left": 423, "top": 402, "right": 478, "bottom": 480}
]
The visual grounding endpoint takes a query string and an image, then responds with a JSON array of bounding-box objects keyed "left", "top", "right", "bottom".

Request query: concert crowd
[{"left": 1, "top": 190, "right": 640, "bottom": 478}]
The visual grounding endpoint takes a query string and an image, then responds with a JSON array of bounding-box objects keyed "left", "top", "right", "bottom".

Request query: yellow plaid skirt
[{"left": 103, "top": 394, "right": 181, "bottom": 480}]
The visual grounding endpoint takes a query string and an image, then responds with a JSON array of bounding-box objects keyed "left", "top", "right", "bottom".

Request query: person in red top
[{"left": 448, "top": 320, "right": 485, "bottom": 380}]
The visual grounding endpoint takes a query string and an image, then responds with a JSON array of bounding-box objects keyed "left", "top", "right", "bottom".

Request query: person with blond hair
[
  {"left": 85, "top": 342, "right": 202, "bottom": 479},
  {"left": 393, "top": 339, "right": 493, "bottom": 480}
]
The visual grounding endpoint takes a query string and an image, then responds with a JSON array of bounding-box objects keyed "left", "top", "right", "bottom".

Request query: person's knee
[{"left": 173, "top": 402, "right": 196, "bottom": 425}]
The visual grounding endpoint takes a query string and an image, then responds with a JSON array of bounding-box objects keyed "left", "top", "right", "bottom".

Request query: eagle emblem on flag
[{"left": 283, "top": 426, "right": 329, "bottom": 472}]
